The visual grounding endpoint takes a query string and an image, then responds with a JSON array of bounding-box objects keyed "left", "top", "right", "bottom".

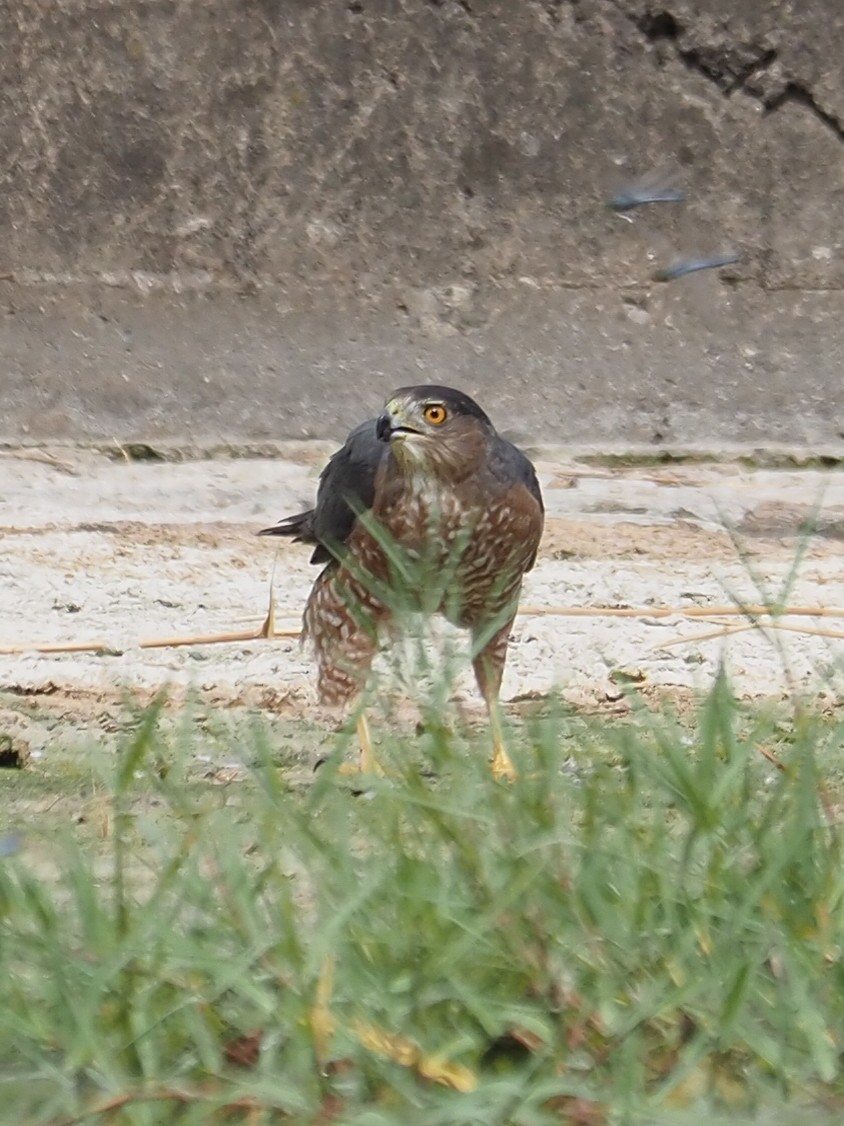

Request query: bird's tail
[{"left": 258, "top": 510, "right": 315, "bottom": 541}]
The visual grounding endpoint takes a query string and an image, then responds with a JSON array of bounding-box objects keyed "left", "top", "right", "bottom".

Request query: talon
[
  {"left": 356, "top": 712, "right": 383, "bottom": 774},
  {"left": 491, "top": 744, "right": 517, "bottom": 782},
  {"left": 323, "top": 713, "right": 384, "bottom": 777}
]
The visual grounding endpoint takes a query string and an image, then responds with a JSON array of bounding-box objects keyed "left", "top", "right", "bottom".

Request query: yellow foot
[
  {"left": 337, "top": 760, "right": 385, "bottom": 778},
  {"left": 490, "top": 743, "right": 517, "bottom": 782},
  {"left": 357, "top": 712, "right": 383, "bottom": 774},
  {"left": 332, "top": 712, "right": 384, "bottom": 776}
]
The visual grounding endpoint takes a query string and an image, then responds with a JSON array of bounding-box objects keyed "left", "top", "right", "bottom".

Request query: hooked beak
[
  {"left": 375, "top": 411, "right": 393, "bottom": 443},
  {"left": 376, "top": 401, "right": 421, "bottom": 444}
]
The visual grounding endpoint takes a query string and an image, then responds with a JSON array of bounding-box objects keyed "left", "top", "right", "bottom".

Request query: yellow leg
[
  {"left": 336, "top": 710, "right": 383, "bottom": 776},
  {"left": 472, "top": 623, "right": 518, "bottom": 782},
  {"left": 487, "top": 699, "right": 517, "bottom": 782},
  {"left": 356, "top": 711, "right": 382, "bottom": 774}
]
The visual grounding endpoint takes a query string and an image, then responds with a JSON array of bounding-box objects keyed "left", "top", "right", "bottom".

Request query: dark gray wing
[
  {"left": 486, "top": 434, "right": 544, "bottom": 571},
  {"left": 487, "top": 435, "right": 544, "bottom": 514},
  {"left": 259, "top": 419, "right": 386, "bottom": 565}
]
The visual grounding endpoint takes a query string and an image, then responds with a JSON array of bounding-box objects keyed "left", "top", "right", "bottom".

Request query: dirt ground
[{"left": 1, "top": 447, "right": 843, "bottom": 773}]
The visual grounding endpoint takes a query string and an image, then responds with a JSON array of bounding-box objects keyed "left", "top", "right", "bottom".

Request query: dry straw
[{"left": 1, "top": 602, "right": 841, "bottom": 656}]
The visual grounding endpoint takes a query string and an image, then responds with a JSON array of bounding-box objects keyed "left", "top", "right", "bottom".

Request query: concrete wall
[{"left": 2, "top": 0, "right": 843, "bottom": 448}]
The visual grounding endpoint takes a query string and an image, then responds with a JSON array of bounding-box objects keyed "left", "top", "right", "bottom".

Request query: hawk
[{"left": 261, "top": 385, "right": 544, "bottom": 779}]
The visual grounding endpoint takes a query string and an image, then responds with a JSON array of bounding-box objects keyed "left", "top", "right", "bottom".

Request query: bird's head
[{"left": 376, "top": 385, "right": 495, "bottom": 479}]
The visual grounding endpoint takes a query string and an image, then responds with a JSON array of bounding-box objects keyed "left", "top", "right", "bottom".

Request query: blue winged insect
[
  {"left": 609, "top": 168, "right": 685, "bottom": 212},
  {"left": 653, "top": 253, "right": 740, "bottom": 282},
  {"left": 610, "top": 185, "right": 686, "bottom": 211}
]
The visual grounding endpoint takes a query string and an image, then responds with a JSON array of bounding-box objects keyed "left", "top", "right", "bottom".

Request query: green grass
[{"left": 1, "top": 678, "right": 844, "bottom": 1125}]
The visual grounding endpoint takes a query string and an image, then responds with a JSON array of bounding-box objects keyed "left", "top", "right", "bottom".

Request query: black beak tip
[{"left": 375, "top": 412, "right": 392, "bottom": 443}]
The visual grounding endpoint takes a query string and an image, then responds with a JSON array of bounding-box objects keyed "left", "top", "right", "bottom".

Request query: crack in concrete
[
  {"left": 629, "top": 6, "right": 844, "bottom": 143},
  {"left": 635, "top": 10, "right": 776, "bottom": 94},
  {"left": 762, "top": 81, "right": 844, "bottom": 142}
]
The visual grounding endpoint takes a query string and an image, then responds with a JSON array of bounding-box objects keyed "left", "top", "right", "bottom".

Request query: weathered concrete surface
[{"left": 1, "top": 0, "right": 843, "bottom": 446}]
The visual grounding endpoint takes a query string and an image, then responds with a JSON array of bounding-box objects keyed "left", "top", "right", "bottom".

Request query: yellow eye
[{"left": 423, "top": 403, "right": 448, "bottom": 426}]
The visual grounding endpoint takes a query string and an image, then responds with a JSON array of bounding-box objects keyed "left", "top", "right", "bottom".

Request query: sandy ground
[{"left": 1, "top": 447, "right": 843, "bottom": 765}]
